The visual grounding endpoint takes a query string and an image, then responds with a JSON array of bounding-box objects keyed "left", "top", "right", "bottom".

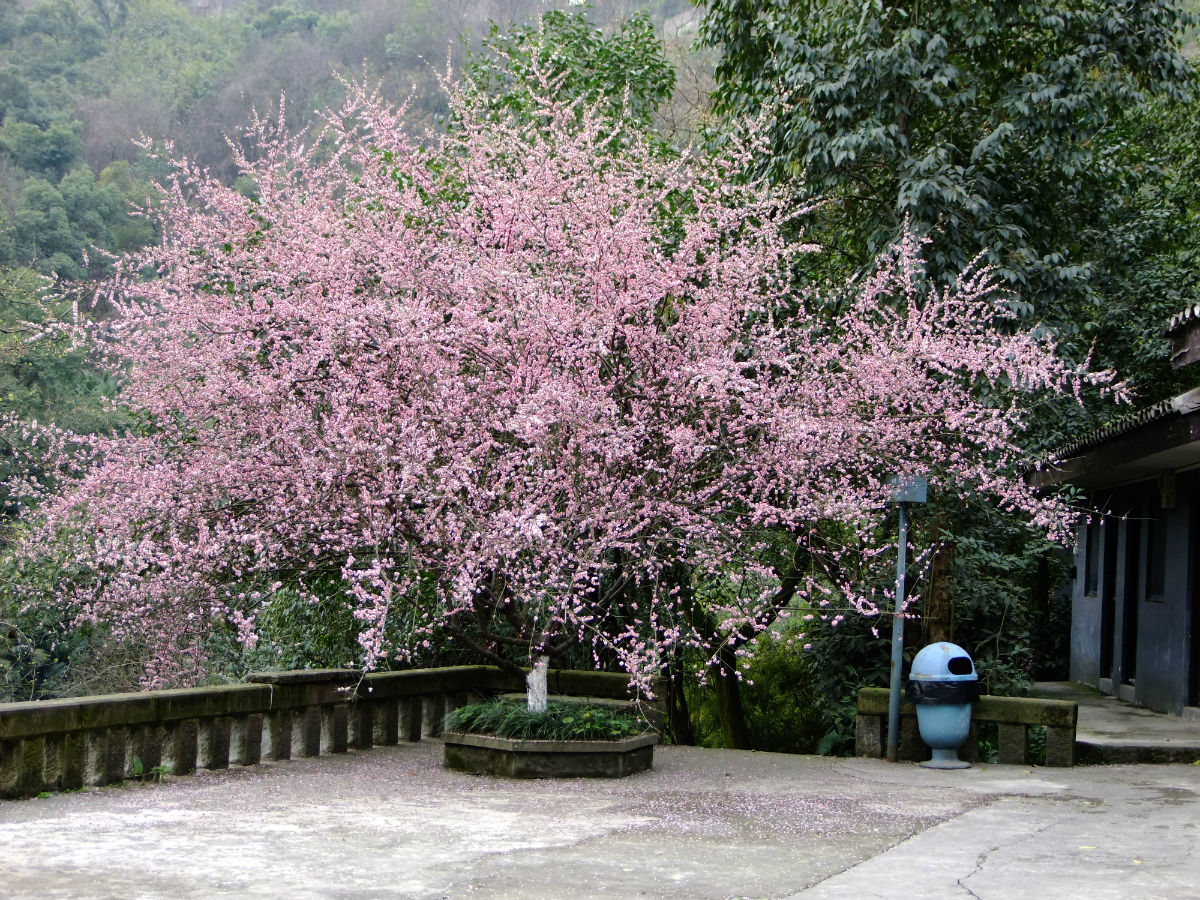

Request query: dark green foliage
[
  {"left": 801, "top": 497, "right": 1077, "bottom": 752},
  {"left": 0, "top": 598, "right": 93, "bottom": 701},
  {"left": 701, "top": 0, "right": 1194, "bottom": 264},
  {"left": 938, "top": 509, "right": 1073, "bottom": 696},
  {"left": 249, "top": 5, "right": 321, "bottom": 39},
  {"left": 1, "top": 166, "right": 151, "bottom": 280},
  {"left": 18, "top": 0, "right": 104, "bottom": 75},
  {"left": 685, "top": 630, "right": 835, "bottom": 754},
  {"left": 468, "top": 9, "right": 675, "bottom": 131},
  {"left": 0, "top": 30, "right": 159, "bottom": 280},
  {"left": 206, "top": 587, "right": 367, "bottom": 676},
  {"left": 0, "top": 271, "right": 129, "bottom": 694},
  {"left": 0, "top": 257, "right": 136, "bottom": 698},
  {"left": 202, "top": 571, "right": 484, "bottom": 680},
  {"left": 735, "top": 632, "right": 834, "bottom": 754},
  {"left": 1081, "top": 95, "right": 1200, "bottom": 403},
  {"left": 0, "top": 527, "right": 141, "bottom": 700},
  {"left": 0, "top": 268, "right": 125, "bottom": 516},
  {"left": 697, "top": 0, "right": 1200, "bottom": 753},
  {"left": 699, "top": 0, "right": 1197, "bottom": 408},
  {"left": 0, "top": 120, "right": 82, "bottom": 179},
  {"left": 801, "top": 613, "right": 894, "bottom": 756},
  {"left": 445, "top": 697, "right": 648, "bottom": 741}
]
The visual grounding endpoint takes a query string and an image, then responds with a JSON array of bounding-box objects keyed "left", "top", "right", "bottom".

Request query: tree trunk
[
  {"left": 709, "top": 646, "right": 752, "bottom": 750},
  {"left": 923, "top": 542, "right": 954, "bottom": 645},
  {"left": 665, "top": 652, "right": 696, "bottom": 745},
  {"left": 526, "top": 655, "right": 549, "bottom": 713}
]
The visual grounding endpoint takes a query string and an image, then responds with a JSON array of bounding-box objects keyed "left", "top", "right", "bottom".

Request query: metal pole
[{"left": 886, "top": 501, "right": 908, "bottom": 762}]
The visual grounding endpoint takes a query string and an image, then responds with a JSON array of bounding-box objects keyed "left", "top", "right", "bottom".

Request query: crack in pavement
[{"left": 955, "top": 806, "right": 1059, "bottom": 900}]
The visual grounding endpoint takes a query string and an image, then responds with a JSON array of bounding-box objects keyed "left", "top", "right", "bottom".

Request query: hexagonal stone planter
[{"left": 442, "top": 731, "right": 657, "bottom": 778}]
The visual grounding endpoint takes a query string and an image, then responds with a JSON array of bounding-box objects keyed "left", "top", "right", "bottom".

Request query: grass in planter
[{"left": 446, "top": 697, "right": 648, "bottom": 741}]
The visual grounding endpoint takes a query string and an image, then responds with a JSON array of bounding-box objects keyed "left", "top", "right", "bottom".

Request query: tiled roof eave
[
  {"left": 1167, "top": 302, "right": 1200, "bottom": 334},
  {"left": 1049, "top": 397, "right": 1177, "bottom": 462}
]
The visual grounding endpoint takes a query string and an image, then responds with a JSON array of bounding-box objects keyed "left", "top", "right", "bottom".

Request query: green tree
[
  {"left": 697, "top": 0, "right": 1200, "bottom": 751},
  {"left": 17, "top": 0, "right": 104, "bottom": 76},
  {"left": 699, "top": 0, "right": 1195, "bottom": 373},
  {"left": 3, "top": 165, "right": 148, "bottom": 279},
  {"left": 1080, "top": 94, "right": 1200, "bottom": 401},
  {"left": 0, "top": 119, "right": 83, "bottom": 180},
  {"left": 0, "top": 268, "right": 120, "bottom": 513},
  {"left": 468, "top": 8, "right": 676, "bottom": 132}
]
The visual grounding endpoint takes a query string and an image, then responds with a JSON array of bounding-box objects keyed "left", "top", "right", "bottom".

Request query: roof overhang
[
  {"left": 1168, "top": 304, "right": 1200, "bottom": 369},
  {"left": 1031, "top": 399, "right": 1200, "bottom": 490}
]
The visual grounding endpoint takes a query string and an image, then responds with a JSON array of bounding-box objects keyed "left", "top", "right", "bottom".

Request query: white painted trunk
[{"left": 526, "top": 656, "right": 549, "bottom": 713}]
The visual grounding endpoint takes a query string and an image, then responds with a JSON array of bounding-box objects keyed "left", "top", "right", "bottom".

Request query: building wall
[
  {"left": 1134, "top": 473, "right": 1196, "bottom": 714},
  {"left": 1070, "top": 521, "right": 1103, "bottom": 686},
  {"left": 1069, "top": 473, "right": 1197, "bottom": 714}
]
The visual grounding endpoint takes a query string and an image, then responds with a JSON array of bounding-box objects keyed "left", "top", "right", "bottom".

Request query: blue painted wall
[
  {"left": 1070, "top": 521, "right": 1102, "bottom": 686},
  {"left": 1134, "top": 475, "right": 1195, "bottom": 714},
  {"left": 1069, "top": 473, "right": 1197, "bottom": 714}
]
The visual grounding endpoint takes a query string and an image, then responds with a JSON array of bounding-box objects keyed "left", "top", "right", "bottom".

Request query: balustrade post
[
  {"left": 0, "top": 738, "right": 44, "bottom": 797},
  {"left": 198, "top": 718, "right": 232, "bottom": 770},
  {"left": 85, "top": 729, "right": 124, "bottom": 786},
  {"left": 421, "top": 695, "right": 445, "bottom": 738},
  {"left": 46, "top": 732, "right": 85, "bottom": 792},
  {"left": 320, "top": 705, "right": 348, "bottom": 755},
  {"left": 998, "top": 723, "right": 1028, "bottom": 764},
  {"left": 373, "top": 700, "right": 399, "bottom": 745},
  {"left": 262, "top": 711, "right": 292, "bottom": 761},
  {"left": 1046, "top": 726, "right": 1076, "bottom": 767},
  {"left": 348, "top": 702, "right": 373, "bottom": 750},
  {"left": 292, "top": 707, "right": 321, "bottom": 757},
  {"left": 0, "top": 740, "right": 18, "bottom": 799},
  {"left": 125, "top": 725, "right": 162, "bottom": 779},
  {"left": 162, "top": 720, "right": 198, "bottom": 775},
  {"left": 41, "top": 735, "right": 63, "bottom": 792},
  {"left": 230, "top": 714, "right": 263, "bottom": 766},
  {"left": 855, "top": 714, "right": 885, "bottom": 758},
  {"left": 399, "top": 698, "right": 420, "bottom": 742}
]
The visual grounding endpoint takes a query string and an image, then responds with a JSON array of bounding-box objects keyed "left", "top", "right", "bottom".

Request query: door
[{"left": 1119, "top": 513, "right": 1140, "bottom": 690}]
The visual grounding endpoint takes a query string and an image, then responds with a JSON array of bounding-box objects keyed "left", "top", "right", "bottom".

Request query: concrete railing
[
  {"left": 856, "top": 687, "right": 1079, "bottom": 766},
  {"left": 0, "top": 665, "right": 662, "bottom": 799}
]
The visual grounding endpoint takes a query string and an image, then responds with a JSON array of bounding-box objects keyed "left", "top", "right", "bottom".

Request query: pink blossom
[{"left": 10, "top": 80, "right": 1112, "bottom": 690}]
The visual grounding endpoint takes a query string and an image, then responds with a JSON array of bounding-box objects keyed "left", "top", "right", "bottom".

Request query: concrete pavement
[
  {"left": 1035, "top": 681, "right": 1200, "bottom": 764},
  {"left": 0, "top": 741, "right": 1197, "bottom": 899}
]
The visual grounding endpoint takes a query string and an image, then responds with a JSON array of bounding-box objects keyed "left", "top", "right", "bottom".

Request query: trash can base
[
  {"left": 920, "top": 758, "right": 971, "bottom": 769},
  {"left": 921, "top": 748, "right": 970, "bottom": 769}
]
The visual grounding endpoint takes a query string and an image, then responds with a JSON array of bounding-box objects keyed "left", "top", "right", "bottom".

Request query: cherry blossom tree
[{"left": 12, "top": 79, "right": 1114, "bottom": 697}]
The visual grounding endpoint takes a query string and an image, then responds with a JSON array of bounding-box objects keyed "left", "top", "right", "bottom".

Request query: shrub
[{"left": 445, "top": 697, "right": 648, "bottom": 741}]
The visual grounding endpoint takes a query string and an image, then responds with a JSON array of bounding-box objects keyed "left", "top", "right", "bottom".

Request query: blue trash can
[{"left": 906, "top": 642, "right": 980, "bottom": 769}]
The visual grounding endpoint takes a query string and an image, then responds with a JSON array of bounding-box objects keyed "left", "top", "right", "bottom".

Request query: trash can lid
[{"left": 910, "top": 642, "right": 977, "bottom": 681}]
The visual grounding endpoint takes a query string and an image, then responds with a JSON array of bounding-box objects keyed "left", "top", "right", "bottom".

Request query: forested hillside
[{"left": 0, "top": 0, "right": 699, "bottom": 281}]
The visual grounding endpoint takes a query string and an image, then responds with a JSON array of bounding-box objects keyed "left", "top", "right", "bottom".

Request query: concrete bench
[{"left": 856, "top": 686, "right": 1078, "bottom": 766}]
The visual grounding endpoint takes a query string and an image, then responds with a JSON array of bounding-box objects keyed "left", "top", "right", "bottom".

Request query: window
[
  {"left": 1146, "top": 502, "right": 1167, "bottom": 600},
  {"left": 1084, "top": 520, "right": 1101, "bottom": 597}
]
